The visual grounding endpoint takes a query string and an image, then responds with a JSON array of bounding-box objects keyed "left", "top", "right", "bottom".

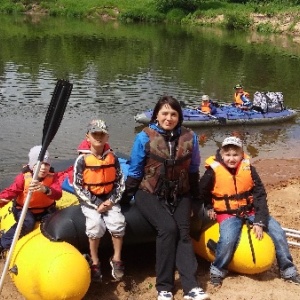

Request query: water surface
[{"left": 0, "top": 15, "right": 299, "bottom": 187}]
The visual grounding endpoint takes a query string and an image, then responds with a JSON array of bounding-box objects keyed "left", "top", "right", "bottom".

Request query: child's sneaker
[
  {"left": 90, "top": 263, "right": 102, "bottom": 282},
  {"left": 284, "top": 274, "right": 300, "bottom": 285},
  {"left": 183, "top": 287, "right": 210, "bottom": 300},
  {"left": 157, "top": 291, "right": 173, "bottom": 300},
  {"left": 83, "top": 253, "right": 93, "bottom": 266},
  {"left": 110, "top": 258, "right": 124, "bottom": 280},
  {"left": 210, "top": 274, "right": 223, "bottom": 287},
  {"left": 0, "top": 245, "right": 8, "bottom": 260}
]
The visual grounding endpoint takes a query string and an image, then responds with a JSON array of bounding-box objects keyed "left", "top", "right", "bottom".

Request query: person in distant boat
[
  {"left": 73, "top": 119, "right": 126, "bottom": 283},
  {"left": 233, "top": 84, "right": 252, "bottom": 109},
  {"left": 198, "top": 95, "right": 217, "bottom": 115},
  {"left": 0, "top": 145, "right": 62, "bottom": 256},
  {"left": 122, "top": 96, "right": 210, "bottom": 300},
  {"left": 199, "top": 136, "right": 300, "bottom": 287}
]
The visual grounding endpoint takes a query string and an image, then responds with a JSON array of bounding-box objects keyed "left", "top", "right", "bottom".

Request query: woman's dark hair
[{"left": 150, "top": 95, "right": 183, "bottom": 128}]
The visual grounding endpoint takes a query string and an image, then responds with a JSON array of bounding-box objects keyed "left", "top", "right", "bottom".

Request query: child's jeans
[
  {"left": 210, "top": 214, "right": 297, "bottom": 279},
  {"left": 0, "top": 206, "right": 50, "bottom": 249}
]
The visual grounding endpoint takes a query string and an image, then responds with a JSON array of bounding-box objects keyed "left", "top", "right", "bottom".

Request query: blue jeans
[
  {"left": 210, "top": 215, "right": 297, "bottom": 279},
  {"left": 0, "top": 205, "right": 55, "bottom": 249}
]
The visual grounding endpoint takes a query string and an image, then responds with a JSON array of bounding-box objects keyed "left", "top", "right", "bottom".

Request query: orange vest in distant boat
[
  {"left": 16, "top": 172, "right": 55, "bottom": 213},
  {"left": 83, "top": 152, "right": 116, "bottom": 195},
  {"left": 201, "top": 101, "right": 211, "bottom": 113},
  {"left": 234, "top": 91, "right": 250, "bottom": 106},
  {"left": 205, "top": 155, "right": 254, "bottom": 213}
]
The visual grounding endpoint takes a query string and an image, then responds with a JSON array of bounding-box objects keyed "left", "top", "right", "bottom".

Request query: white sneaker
[
  {"left": 157, "top": 291, "right": 173, "bottom": 300},
  {"left": 184, "top": 287, "right": 210, "bottom": 300}
]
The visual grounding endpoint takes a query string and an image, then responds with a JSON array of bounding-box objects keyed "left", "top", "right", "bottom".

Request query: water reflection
[{"left": 0, "top": 16, "right": 299, "bottom": 185}]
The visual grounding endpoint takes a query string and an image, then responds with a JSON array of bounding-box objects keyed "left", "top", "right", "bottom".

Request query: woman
[{"left": 123, "top": 96, "right": 210, "bottom": 300}]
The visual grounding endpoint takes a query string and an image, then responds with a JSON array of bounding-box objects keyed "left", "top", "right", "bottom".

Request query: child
[
  {"left": 73, "top": 119, "right": 126, "bottom": 282},
  {"left": 233, "top": 84, "right": 251, "bottom": 109},
  {"left": 198, "top": 95, "right": 217, "bottom": 115},
  {"left": 0, "top": 145, "right": 62, "bottom": 255},
  {"left": 199, "top": 136, "right": 300, "bottom": 287}
]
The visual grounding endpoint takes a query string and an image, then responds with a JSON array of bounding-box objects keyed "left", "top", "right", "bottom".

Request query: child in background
[
  {"left": 233, "top": 84, "right": 251, "bottom": 109},
  {"left": 198, "top": 95, "right": 217, "bottom": 115},
  {"left": 73, "top": 119, "right": 126, "bottom": 282},
  {"left": 0, "top": 145, "right": 62, "bottom": 255},
  {"left": 199, "top": 136, "right": 300, "bottom": 287}
]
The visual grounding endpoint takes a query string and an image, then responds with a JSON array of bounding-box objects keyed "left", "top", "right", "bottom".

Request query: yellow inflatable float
[
  {"left": 9, "top": 227, "right": 90, "bottom": 300},
  {"left": 193, "top": 222, "right": 276, "bottom": 275},
  {"left": 0, "top": 191, "right": 90, "bottom": 300}
]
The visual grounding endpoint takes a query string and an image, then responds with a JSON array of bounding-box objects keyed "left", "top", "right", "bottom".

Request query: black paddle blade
[
  {"left": 39, "top": 79, "right": 73, "bottom": 161},
  {"left": 43, "top": 79, "right": 65, "bottom": 131},
  {"left": 179, "top": 101, "right": 187, "bottom": 108},
  {"left": 218, "top": 117, "right": 227, "bottom": 125}
]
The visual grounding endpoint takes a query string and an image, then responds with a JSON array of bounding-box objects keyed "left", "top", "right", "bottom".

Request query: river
[{"left": 0, "top": 15, "right": 299, "bottom": 188}]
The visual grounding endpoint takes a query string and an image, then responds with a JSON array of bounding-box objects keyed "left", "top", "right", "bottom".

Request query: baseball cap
[
  {"left": 28, "top": 145, "right": 50, "bottom": 170},
  {"left": 202, "top": 95, "right": 210, "bottom": 101},
  {"left": 234, "top": 84, "right": 243, "bottom": 89},
  {"left": 87, "top": 119, "right": 108, "bottom": 134},
  {"left": 222, "top": 136, "right": 243, "bottom": 148}
]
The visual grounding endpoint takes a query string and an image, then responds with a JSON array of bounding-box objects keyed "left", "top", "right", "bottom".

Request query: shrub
[
  {"left": 155, "top": 0, "right": 198, "bottom": 13},
  {"left": 225, "top": 12, "right": 252, "bottom": 30}
]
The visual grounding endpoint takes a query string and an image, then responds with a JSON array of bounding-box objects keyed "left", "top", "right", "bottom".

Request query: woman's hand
[
  {"left": 207, "top": 209, "right": 216, "bottom": 220},
  {"left": 252, "top": 224, "right": 264, "bottom": 240}
]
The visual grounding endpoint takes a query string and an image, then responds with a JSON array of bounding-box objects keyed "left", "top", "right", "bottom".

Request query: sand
[{"left": 0, "top": 158, "right": 299, "bottom": 299}]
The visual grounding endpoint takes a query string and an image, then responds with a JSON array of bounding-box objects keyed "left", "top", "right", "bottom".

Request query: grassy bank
[{"left": 1, "top": 0, "right": 300, "bottom": 35}]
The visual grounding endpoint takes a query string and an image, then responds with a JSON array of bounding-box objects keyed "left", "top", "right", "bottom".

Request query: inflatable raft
[
  {"left": 134, "top": 106, "right": 297, "bottom": 127},
  {"left": 0, "top": 157, "right": 276, "bottom": 299},
  {"left": 0, "top": 193, "right": 90, "bottom": 300},
  {"left": 41, "top": 156, "right": 276, "bottom": 275}
]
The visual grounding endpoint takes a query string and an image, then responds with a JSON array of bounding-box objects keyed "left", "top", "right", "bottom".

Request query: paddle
[
  {"left": 0, "top": 79, "right": 73, "bottom": 293},
  {"left": 179, "top": 101, "right": 227, "bottom": 125}
]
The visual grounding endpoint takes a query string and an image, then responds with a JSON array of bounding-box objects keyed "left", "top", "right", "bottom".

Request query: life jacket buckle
[{"left": 164, "top": 159, "right": 176, "bottom": 167}]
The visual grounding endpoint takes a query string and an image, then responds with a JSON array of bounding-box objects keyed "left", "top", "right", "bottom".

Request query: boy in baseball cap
[
  {"left": 73, "top": 119, "right": 126, "bottom": 282},
  {"left": 199, "top": 136, "right": 300, "bottom": 287}
]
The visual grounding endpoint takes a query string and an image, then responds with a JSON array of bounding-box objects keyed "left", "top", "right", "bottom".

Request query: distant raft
[{"left": 134, "top": 106, "right": 297, "bottom": 127}]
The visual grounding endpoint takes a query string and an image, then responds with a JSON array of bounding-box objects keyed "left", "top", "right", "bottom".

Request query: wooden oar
[
  {"left": 0, "top": 79, "right": 73, "bottom": 293},
  {"left": 179, "top": 101, "right": 227, "bottom": 125}
]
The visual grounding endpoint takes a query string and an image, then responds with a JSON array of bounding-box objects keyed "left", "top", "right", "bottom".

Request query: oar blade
[
  {"left": 40, "top": 80, "right": 73, "bottom": 161},
  {"left": 0, "top": 79, "right": 73, "bottom": 293}
]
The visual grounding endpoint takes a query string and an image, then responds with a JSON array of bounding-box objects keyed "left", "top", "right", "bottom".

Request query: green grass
[{"left": 1, "top": 0, "right": 300, "bottom": 33}]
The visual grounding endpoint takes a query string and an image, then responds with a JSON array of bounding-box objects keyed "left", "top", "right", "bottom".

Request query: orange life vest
[
  {"left": 205, "top": 155, "right": 254, "bottom": 213},
  {"left": 16, "top": 172, "right": 55, "bottom": 213},
  {"left": 139, "top": 127, "right": 193, "bottom": 195},
  {"left": 83, "top": 152, "right": 116, "bottom": 195},
  {"left": 234, "top": 91, "right": 250, "bottom": 106},
  {"left": 201, "top": 101, "right": 211, "bottom": 113}
]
